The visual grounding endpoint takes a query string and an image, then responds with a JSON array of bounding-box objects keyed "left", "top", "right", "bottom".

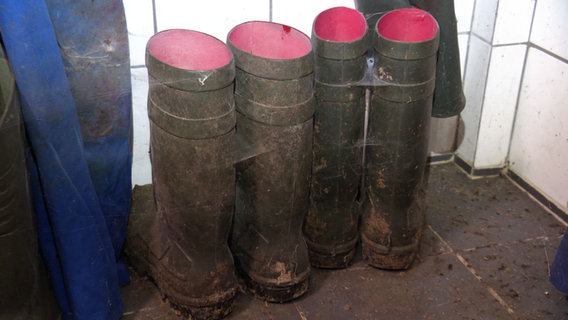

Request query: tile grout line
[
  {"left": 453, "top": 252, "right": 516, "bottom": 316},
  {"left": 427, "top": 224, "right": 517, "bottom": 317},
  {"left": 458, "top": 234, "right": 560, "bottom": 253},
  {"left": 294, "top": 302, "right": 308, "bottom": 320}
]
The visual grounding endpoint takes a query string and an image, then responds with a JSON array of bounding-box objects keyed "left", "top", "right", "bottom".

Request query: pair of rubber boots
[
  {"left": 127, "top": 23, "right": 316, "bottom": 320},
  {"left": 304, "top": 2, "right": 465, "bottom": 271}
]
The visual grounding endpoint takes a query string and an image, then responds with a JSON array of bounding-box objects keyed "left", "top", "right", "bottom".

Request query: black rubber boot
[
  {"left": 304, "top": 7, "right": 368, "bottom": 269},
  {"left": 362, "top": 8, "right": 438, "bottom": 270},
  {"left": 227, "top": 21, "right": 313, "bottom": 303},
  {"left": 126, "top": 29, "right": 237, "bottom": 320}
]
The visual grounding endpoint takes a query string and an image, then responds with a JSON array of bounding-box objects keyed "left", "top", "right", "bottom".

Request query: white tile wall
[
  {"left": 475, "top": 45, "right": 527, "bottom": 168},
  {"left": 509, "top": 47, "right": 568, "bottom": 212},
  {"left": 454, "top": 0, "right": 475, "bottom": 33},
  {"left": 531, "top": 0, "right": 568, "bottom": 61},
  {"left": 123, "top": 0, "right": 154, "bottom": 66},
  {"left": 455, "top": 0, "right": 567, "bottom": 214},
  {"left": 455, "top": 0, "right": 474, "bottom": 83},
  {"left": 471, "top": 0, "right": 498, "bottom": 43},
  {"left": 459, "top": 0, "right": 538, "bottom": 170},
  {"left": 272, "top": 0, "right": 355, "bottom": 37},
  {"left": 458, "top": 34, "right": 469, "bottom": 80},
  {"left": 154, "top": 0, "right": 270, "bottom": 44},
  {"left": 456, "top": 35, "right": 492, "bottom": 165},
  {"left": 130, "top": 67, "right": 151, "bottom": 186},
  {"left": 493, "top": 0, "right": 535, "bottom": 45}
]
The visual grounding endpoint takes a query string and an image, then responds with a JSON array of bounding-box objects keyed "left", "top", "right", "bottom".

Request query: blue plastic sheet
[
  {"left": 0, "top": 0, "right": 132, "bottom": 319},
  {"left": 550, "top": 229, "right": 568, "bottom": 294},
  {"left": 45, "top": 0, "right": 133, "bottom": 284}
]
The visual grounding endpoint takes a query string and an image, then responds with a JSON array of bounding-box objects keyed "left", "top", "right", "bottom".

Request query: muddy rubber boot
[
  {"left": 304, "top": 7, "right": 368, "bottom": 269},
  {"left": 361, "top": 8, "right": 439, "bottom": 270},
  {"left": 410, "top": 0, "right": 466, "bottom": 118},
  {"left": 227, "top": 21, "right": 313, "bottom": 303},
  {"left": 126, "top": 29, "right": 237, "bottom": 319}
]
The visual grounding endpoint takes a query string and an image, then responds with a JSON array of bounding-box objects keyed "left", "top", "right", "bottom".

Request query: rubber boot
[
  {"left": 126, "top": 29, "right": 237, "bottom": 319},
  {"left": 304, "top": 7, "right": 368, "bottom": 269},
  {"left": 227, "top": 21, "right": 313, "bottom": 303},
  {"left": 362, "top": 8, "right": 439, "bottom": 270}
]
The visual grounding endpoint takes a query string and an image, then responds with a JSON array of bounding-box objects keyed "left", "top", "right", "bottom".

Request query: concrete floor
[{"left": 121, "top": 163, "right": 568, "bottom": 319}]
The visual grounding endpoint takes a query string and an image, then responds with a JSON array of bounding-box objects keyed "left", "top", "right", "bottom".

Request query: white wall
[
  {"left": 508, "top": 0, "right": 568, "bottom": 213},
  {"left": 456, "top": 0, "right": 535, "bottom": 170},
  {"left": 456, "top": 0, "right": 568, "bottom": 213}
]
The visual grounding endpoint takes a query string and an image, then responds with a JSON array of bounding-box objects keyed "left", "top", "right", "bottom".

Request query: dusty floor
[{"left": 121, "top": 163, "right": 568, "bottom": 319}]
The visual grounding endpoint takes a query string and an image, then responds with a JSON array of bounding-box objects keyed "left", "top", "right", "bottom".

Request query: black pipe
[{"left": 409, "top": 0, "right": 466, "bottom": 117}]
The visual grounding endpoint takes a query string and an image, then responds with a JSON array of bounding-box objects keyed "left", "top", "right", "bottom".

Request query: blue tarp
[
  {"left": 550, "top": 229, "right": 568, "bottom": 294},
  {"left": 0, "top": 0, "right": 132, "bottom": 319}
]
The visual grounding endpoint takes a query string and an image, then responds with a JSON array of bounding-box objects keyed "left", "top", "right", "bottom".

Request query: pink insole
[
  {"left": 229, "top": 21, "right": 311, "bottom": 60},
  {"left": 148, "top": 29, "right": 231, "bottom": 70},
  {"left": 377, "top": 8, "right": 438, "bottom": 42},
  {"left": 314, "top": 6, "right": 367, "bottom": 42}
]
